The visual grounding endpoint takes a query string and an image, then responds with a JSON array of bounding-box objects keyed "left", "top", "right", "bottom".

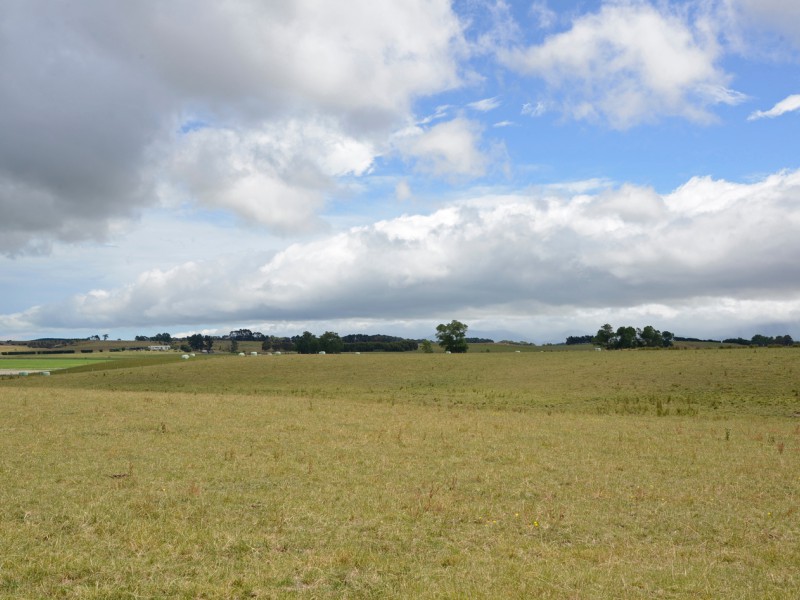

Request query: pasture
[
  {"left": 0, "top": 352, "right": 184, "bottom": 377},
  {"left": 1, "top": 349, "right": 798, "bottom": 598},
  {"left": 0, "top": 357, "right": 113, "bottom": 372}
]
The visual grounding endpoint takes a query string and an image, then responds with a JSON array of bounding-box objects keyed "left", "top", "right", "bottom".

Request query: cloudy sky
[{"left": 2, "top": 0, "right": 799, "bottom": 343}]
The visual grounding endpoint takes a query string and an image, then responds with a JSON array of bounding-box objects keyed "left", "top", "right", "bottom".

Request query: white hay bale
[
  {"left": 41, "top": 371, "right": 50, "bottom": 376},
  {"left": 250, "top": 352, "right": 258, "bottom": 356},
  {"left": 181, "top": 354, "right": 190, "bottom": 360}
]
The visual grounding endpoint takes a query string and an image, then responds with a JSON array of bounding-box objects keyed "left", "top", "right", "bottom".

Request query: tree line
[
  {"left": 286, "top": 332, "right": 421, "bottom": 354},
  {"left": 572, "top": 327, "right": 795, "bottom": 349},
  {"left": 592, "top": 324, "right": 674, "bottom": 349},
  {"left": 722, "top": 334, "right": 794, "bottom": 347},
  {"left": 134, "top": 329, "right": 424, "bottom": 354}
]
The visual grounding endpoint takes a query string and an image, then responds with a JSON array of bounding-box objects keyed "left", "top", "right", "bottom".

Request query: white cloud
[
  {"left": 418, "top": 105, "right": 454, "bottom": 125},
  {"left": 395, "top": 180, "right": 412, "bottom": 202},
  {"left": 465, "top": 0, "right": 522, "bottom": 55},
  {"left": 468, "top": 96, "right": 502, "bottom": 112},
  {"left": 0, "top": 0, "right": 466, "bottom": 255},
  {"left": 166, "top": 118, "right": 377, "bottom": 232},
  {"left": 522, "top": 101, "right": 548, "bottom": 117},
  {"left": 530, "top": 1, "right": 557, "bottom": 30},
  {"left": 395, "top": 118, "right": 489, "bottom": 179},
  {"left": 748, "top": 94, "right": 800, "bottom": 120},
  {"left": 501, "top": 2, "right": 743, "bottom": 128},
  {"left": 5, "top": 169, "right": 800, "bottom": 339}
]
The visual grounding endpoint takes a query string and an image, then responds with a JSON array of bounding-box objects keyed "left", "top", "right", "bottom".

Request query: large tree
[
  {"left": 615, "top": 326, "right": 638, "bottom": 349},
  {"left": 638, "top": 325, "right": 661, "bottom": 347},
  {"left": 593, "top": 323, "right": 615, "bottom": 348},
  {"left": 435, "top": 320, "right": 469, "bottom": 353},
  {"left": 293, "top": 331, "right": 319, "bottom": 354},
  {"left": 187, "top": 333, "right": 204, "bottom": 350},
  {"left": 318, "top": 331, "right": 343, "bottom": 354}
]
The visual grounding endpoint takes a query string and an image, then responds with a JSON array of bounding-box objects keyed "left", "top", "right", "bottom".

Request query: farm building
[{"left": 148, "top": 345, "right": 172, "bottom": 351}]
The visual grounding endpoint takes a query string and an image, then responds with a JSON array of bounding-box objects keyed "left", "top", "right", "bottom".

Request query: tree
[
  {"left": 230, "top": 329, "right": 251, "bottom": 340},
  {"left": 203, "top": 335, "right": 214, "bottom": 353},
  {"left": 187, "top": 334, "right": 204, "bottom": 351},
  {"left": 638, "top": 325, "right": 661, "bottom": 347},
  {"left": 435, "top": 320, "right": 469, "bottom": 353},
  {"left": 230, "top": 339, "right": 239, "bottom": 354},
  {"left": 723, "top": 337, "right": 750, "bottom": 346},
  {"left": 614, "top": 326, "right": 638, "bottom": 349},
  {"left": 262, "top": 336, "right": 294, "bottom": 352},
  {"left": 319, "top": 331, "right": 343, "bottom": 354},
  {"left": 661, "top": 330, "right": 674, "bottom": 347},
  {"left": 420, "top": 340, "right": 434, "bottom": 353},
  {"left": 293, "top": 331, "right": 319, "bottom": 354},
  {"left": 593, "top": 324, "right": 615, "bottom": 349},
  {"left": 102, "top": 334, "right": 109, "bottom": 341},
  {"left": 593, "top": 323, "right": 674, "bottom": 349}
]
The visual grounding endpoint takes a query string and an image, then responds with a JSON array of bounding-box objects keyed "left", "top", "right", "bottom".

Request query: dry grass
[
  {"left": 11, "top": 348, "right": 799, "bottom": 417},
  {"left": 0, "top": 350, "right": 798, "bottom": 598}
]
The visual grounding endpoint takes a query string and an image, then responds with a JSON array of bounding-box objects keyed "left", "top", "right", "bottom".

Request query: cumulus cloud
[
  {"left": 166, "top": 119, "right": 377, "bottom": 232},
  {"left": 5, "top": 168, "right": 800, "bottom": 338},
  {"left": 395, "top": 118, "right": 489, "bottom": 179},
  {"left": 748, "top": 94, "right": 800, "bottom": 120},
  {"left": 0, "top": 0, "right": 466, "bottom": 255},
  {"left": 500, "top": 2, "right": 744, "bottom": 128}
]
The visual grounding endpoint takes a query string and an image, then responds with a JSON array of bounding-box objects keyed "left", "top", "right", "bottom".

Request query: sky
[{"left": 1, "top": 0, "right": 799, "bottom": 343}]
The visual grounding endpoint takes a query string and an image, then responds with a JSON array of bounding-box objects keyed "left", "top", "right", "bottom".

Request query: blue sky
[{"left": 1, "top": 0, "right": 799, "bottom": 343}]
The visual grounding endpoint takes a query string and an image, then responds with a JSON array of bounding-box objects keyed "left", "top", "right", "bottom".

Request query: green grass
[
  {"left": 0, "top": 357, "right": 113, "bottom": 371},
  {"left": 0, "top": 352, "right": 184, "bottom": 375},
  {"left": 1, "top": 348, "right": 798, "bottom": 597}
]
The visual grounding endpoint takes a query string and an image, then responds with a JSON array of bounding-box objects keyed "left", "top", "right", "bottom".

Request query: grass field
[
  {"left": 0, "top": 357, "right": 113, "bottom": 371},
  {"left": 0, "top": 353, "right": 184, "bottom": 377},
  {"left": 1, "top": 349, "right": 798, "bottom": 598}
]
